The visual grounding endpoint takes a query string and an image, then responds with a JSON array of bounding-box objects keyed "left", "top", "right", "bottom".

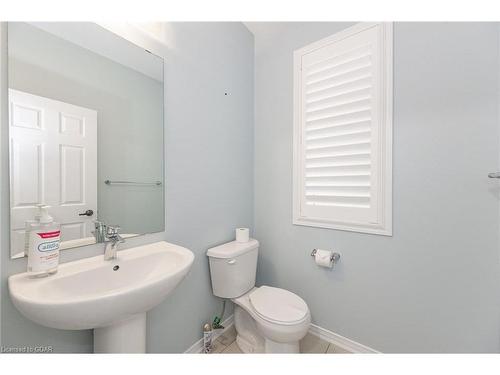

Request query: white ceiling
[
  {"left": 243, "top": 22, "right": 296, "bottom": 37},
  {"left": 30, "top": 22, "right": 164, "bottom": 83},
  {"left": 243, "top": 22, "right": 315, "bottom": 55}
]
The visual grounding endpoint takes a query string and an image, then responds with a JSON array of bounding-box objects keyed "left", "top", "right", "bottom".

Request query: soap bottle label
[{"left": 28, "top": 230, "right": 60, "bottom": 272}]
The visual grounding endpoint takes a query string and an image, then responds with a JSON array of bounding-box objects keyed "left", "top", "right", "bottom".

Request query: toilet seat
[{"left": 249, "top": 286, "right": 308, "bottom": 326}]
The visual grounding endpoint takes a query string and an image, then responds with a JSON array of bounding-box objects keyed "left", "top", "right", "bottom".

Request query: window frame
[{"left": 292, "top": 22, "right": 393, "bottom": 236}]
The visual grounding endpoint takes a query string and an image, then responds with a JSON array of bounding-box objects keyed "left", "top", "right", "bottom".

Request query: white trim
[
  {"left": 293, "top": 22, "right": 385, "bottom": 56},
  {"left": 309, "top": 323, "right": 379, "bottom": 354},
  {"left": 293, "top": 22, "right": 393, "bottom": 236},
  {"left": 184, "top": 315, "right": 235, "bottom": 354},
  {"left": 184, "top": 314, "right": 379, "bottom": 354}
]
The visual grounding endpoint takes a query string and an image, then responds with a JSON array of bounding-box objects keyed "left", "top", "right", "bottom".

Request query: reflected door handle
[{"left": 79, "top": 209, "right": 94, "bottom": 217}]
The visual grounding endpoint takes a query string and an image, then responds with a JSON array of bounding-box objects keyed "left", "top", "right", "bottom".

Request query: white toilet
[{"left": 207, "top": 239, "right": 310, "bottom": 353}]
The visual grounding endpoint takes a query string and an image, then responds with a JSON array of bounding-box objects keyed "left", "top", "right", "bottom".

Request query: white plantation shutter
[{"left": 293, "top": 23, "right": 392, "bottom": 235}]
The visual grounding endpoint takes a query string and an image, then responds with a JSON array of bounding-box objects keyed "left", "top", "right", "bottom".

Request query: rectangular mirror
[{"left": 8, "top": 22, "right": 165, "bottom": 258}]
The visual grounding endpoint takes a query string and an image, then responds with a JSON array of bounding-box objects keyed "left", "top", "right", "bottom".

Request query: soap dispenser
[{"left": 26, "top": 205, "right": 61, "bottom": 277}]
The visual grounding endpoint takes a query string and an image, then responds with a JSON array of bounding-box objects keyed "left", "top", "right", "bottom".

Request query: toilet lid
[{"left": 249, "top": 286, "right": 308, "bottom": 324}]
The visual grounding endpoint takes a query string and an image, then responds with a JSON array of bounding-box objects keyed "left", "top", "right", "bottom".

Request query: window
[{"left": 293, "top": 23, "right": 393, "bottom": 235}]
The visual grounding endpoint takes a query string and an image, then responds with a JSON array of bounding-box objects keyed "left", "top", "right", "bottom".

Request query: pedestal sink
[{"left": 8, "top": 241, "right": 194, "bottom": 353}]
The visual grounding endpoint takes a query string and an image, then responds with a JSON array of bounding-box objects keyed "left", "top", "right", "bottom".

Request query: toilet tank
[{"left": 207, "top": 239, "right": 259, "bottom": 298}]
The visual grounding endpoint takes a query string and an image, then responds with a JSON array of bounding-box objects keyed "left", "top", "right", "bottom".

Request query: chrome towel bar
[{"left": 104, "top": 180, "right": 162, "bottom": 186}]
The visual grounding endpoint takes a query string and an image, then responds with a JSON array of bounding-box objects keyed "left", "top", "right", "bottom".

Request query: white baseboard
[
  {"left": 184, "top": 314, "right": 379, "bottom": 354},
  {"left": 184, "top": 315, "right": 235, "bottom": 354},
  {"left": 309, "top": 324, "right": 379, "bottom": 353}
]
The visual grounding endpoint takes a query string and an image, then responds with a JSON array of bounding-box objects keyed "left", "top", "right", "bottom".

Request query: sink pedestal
[{"left": 94, "top": 313, "right": 146, "bottom": 353}]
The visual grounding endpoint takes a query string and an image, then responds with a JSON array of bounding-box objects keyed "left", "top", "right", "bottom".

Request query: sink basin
[{"left": 8, "top": 241, "right": 194, "bottom": 353}]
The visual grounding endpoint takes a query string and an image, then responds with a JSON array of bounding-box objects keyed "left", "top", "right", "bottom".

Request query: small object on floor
[
  {"left": 203, "top": 323, "right": 213, "bottom": 353},
  {"left": 213, "top": 299, "right": 227, "bottom": 329},
  {"left": 212, "top": 316, "right": 224, "bottom": 329}
]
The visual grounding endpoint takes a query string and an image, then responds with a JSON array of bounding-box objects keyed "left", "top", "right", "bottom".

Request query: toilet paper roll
[
  {"left": 235, "top": 228, "right": 250, "bottom": 243},
  {"left": 314, "top": 249, "right": 333, "bottom": 268}
]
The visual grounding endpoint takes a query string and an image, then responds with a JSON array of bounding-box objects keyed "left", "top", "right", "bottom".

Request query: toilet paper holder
[{"left": 310, "top": 249, "right": 341, "bottom": 264}]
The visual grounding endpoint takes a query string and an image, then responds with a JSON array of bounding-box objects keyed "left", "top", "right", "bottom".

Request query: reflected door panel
[{"left": 9, "top": 89, "right": 98, "bottom": 255}]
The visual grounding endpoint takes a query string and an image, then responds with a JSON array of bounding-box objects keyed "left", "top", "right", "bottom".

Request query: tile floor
[{"left": 209, "top": 325, "right": 351, "bottom": 354}]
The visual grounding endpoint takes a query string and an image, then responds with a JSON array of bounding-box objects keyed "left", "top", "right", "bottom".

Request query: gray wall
[
  {"left": 253, "top": 22, "right": 500, "bottom": 353},
  {"left": 149, "top": 22, "right": 254, "bottom": 352},
  {"left": 0, "top": 22, "right": 254, "bottom": 353},
  {"left": 8, "top": 22, "right": 164, "bottom": 237}
]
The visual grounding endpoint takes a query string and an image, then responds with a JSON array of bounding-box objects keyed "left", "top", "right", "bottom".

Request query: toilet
[{"left": 207, "top": 239, "right": 310, "bottom": 353}]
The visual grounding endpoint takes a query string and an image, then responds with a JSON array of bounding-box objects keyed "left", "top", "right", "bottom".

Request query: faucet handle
[
  {"left": 106, "top": 225, "right": 121, "bottom": 236},
  {"left": 106, "top": 226, "right": 124, "bottom": 244}
]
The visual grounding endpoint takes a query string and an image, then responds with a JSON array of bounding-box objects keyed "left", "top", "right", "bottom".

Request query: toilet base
[
  {"left": 233, "top": 301, "right": 307, "bottom": 353},
  {"left": 234, "top": 305, "right": 265, "bottom": 353},
  {"left": 237, "top": 333, "right": 261, "bottom": 353}
]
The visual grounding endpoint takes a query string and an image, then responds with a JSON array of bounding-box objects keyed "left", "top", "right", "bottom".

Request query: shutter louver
[
  {"left": 293, "top": 23, "right": 392, "bottom": 235},
  {"left": 303, "top": 44, "right": 373, "bottom": 210}
]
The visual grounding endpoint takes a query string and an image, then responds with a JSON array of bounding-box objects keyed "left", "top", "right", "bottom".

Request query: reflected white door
[{"left": 9, "top": 89, "right": 97, "bottom": 254}]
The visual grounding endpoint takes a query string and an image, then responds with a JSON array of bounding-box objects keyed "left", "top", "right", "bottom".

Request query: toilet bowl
[
  {"left": 207, "top": 239, "right": 311, "bottom": 353},
  {"left": 232, "top": 286, "right": 311, "bottom": 353}
]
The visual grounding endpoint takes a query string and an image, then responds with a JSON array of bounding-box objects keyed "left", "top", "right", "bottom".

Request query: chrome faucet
[
  {"left": 93, "top": 221, "right": 107, "bottom": 243},
  {"left": 104, "top": 226, "right": 124, "bottom": 261}
]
